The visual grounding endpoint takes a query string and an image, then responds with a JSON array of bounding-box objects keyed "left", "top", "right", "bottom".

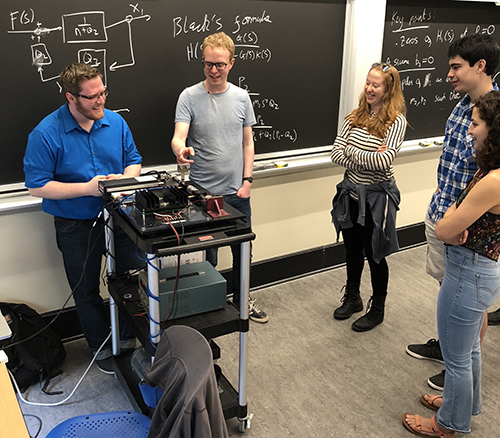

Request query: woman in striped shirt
[{"left": 330, "top": 62, "right": 407, "bottom": 332}]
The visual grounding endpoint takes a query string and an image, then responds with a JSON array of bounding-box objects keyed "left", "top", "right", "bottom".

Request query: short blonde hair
[{"left": 202, "top": 32, "right": 235, "bottom": 60}]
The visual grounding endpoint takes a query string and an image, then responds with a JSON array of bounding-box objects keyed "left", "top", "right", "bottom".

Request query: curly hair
[
  {"left": 474, "top": 91, "right": 500, "bottom": 173},
  {"left": 349, "top": 63, "right": 407, "bottom": 138},
  {"left": 202, "top": 32, "right": 235, "bottom": 60}
]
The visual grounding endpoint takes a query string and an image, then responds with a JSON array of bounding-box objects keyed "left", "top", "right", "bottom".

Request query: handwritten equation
[
  {"left": 175, "top": 12, "right": 273, "bottom": 64},
  {"left": 385, "top": 7, "right": 497, "bottom": 108},
  {"left": 171, "top": 11, "right": 296, "bottom": 144}
]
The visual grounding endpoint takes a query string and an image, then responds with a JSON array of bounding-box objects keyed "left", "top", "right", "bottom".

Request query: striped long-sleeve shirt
[{"left": 330, "top": 114, "right": 407, "bottom": 186}]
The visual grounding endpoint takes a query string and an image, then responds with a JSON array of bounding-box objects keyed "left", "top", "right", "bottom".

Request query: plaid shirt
[{"left": 428, "top": 83, "right": 498, "bottom": 223}]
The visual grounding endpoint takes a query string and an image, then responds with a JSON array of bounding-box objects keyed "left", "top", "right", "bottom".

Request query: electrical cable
[
  {"left": 162, "top": 254, "right": 181, "bottom": 326},
  {"left": 2, "top": 210, "right": 106, "bottom": 351},
  {"left": 8, "top": 173, "right": 204, "bottom": 354},
  {"left": 4, "top": 198, "right": 144, "bottom": 402},
  {"left": 118, "top": 192, "right": 135, "bottom": 213},
  {"left": 22, "top": 414, "right": 43, "bottom": 438},
  {"left": 10, "top": 332, "right": 112, "bottom": 407},
  {"left": 157, "top": 217, "right": 182, "bottom": 327}
]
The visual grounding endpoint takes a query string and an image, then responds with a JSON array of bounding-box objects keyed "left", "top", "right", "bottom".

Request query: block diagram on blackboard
[
  {"left": 7, "top": 5, "right": 150, "bottom": 87},
  {"left": 0, "top": 0, "right": 345, "bottom": 186}
]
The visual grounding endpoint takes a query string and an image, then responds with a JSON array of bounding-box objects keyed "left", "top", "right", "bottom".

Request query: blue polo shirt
[{"left": 24, "top": 104, "right": 142, "bottom": 219}]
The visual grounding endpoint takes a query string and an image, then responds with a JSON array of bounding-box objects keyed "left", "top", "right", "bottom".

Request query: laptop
[{"left": 0, "top": 310, "right": 12, "bottom": 340}]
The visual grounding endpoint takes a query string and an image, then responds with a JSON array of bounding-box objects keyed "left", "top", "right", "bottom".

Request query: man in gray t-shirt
[{"left": 171, "top": 32, "right": 268, "bottom": 323}]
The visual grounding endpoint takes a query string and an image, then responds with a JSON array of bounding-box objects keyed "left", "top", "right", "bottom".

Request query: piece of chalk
[{"left": 275, "top": 161, "right": 288, "bottom": 168}]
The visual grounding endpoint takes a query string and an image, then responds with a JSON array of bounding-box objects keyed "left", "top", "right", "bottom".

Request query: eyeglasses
[
  {"left": 372, "top": 62, "right": 392, "bottom": 73},
  {"left": 202, "top": 61, "right": 228, "bottom": 71},
  {"left": 72, "top": 88, "right": 109, "bottom": 101}
]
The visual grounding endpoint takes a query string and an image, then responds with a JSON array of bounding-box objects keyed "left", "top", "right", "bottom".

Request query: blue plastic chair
[{"left": 45, "top": 411, "right": 151, "bottom": 438}]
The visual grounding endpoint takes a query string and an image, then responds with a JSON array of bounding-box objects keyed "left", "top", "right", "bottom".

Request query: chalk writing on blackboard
[
  {"left": 385, "top": 8, "right": 496, "bottom": 109},
  {"left": 172, "top": 11, "right": 295, "bottom": 144},
  {"left": 382, "top": 3, "right": 499, "bottom": 141},
  {"left": 0, "top": 0, "right": 345, "bottom": 187},
  {"left": 7, "top": 5, "right": 150, "bottom": 88},
  {"left": 236, "top": 55, "right": 296, "bottom": 143}
]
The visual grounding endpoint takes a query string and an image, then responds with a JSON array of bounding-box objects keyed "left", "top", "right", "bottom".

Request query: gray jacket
[
  {"left": 144, "top": 326, "right": 228, "bottom": 438},
  {"left": 331, "top": 175, "right": 400, "bottom": 263}
]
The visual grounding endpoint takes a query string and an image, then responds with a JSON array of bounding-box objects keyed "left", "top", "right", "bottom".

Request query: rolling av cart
[{"left": 100, "top": 176, "right": 255, "bottom": 432}]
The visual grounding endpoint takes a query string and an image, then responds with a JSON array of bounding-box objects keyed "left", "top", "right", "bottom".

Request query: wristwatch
[{"left": 242, "top": 177, "right": 253, "bottom": 184}]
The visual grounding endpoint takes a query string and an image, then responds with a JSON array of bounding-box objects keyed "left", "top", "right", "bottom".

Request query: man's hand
[
  {"left": 28, "top": 175, "right": 108, "bottom": 199},
  {"left": 237, "top": 181, "right": 251, "bottom": 199},
  {"left": 176, "top": 146, "right": 195, "bottom": 164},
  {"left": 105, "top": 174, "right": 123, "bottom": 180},
  {"left": 87, "top": 175, "right": 108, "bottom": 197}
]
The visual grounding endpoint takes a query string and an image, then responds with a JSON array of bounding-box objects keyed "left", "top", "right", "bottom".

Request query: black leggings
[{"left": 340, "top": 197, "right": 388, "bottom": 297}]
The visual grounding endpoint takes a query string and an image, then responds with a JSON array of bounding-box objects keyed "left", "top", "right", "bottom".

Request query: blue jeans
[
  {"left": 206, "top": 194, "right": 252, "bottom": 305},
  {"left": 54, "top": 216, "right": 145, "bottom": 359},
  {"left": 436, "top": 245, "right": 500, "bottom": 433}
]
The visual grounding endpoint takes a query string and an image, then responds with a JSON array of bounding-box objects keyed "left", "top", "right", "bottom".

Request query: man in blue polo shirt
[{"left": 23, "top": 63, "right": 144, "bottom": 374}]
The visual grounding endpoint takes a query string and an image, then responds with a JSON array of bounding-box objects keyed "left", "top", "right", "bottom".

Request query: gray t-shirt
[{"left": 174, "top": 82, "right": 256, "bottom": 195}]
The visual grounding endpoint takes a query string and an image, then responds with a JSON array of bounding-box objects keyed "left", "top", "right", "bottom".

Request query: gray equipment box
[{"left": 139, "top": 261, "right": 227, "bottom": 320}]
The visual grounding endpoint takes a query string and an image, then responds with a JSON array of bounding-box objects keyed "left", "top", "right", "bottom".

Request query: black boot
[
  {"left": 351, "top": 295, "right": 385, "bottom": 332},
  {"left": 333, "top": 282, "right": 363, "bottom": 320}
]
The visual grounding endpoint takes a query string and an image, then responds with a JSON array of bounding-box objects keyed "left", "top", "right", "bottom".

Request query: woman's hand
[
  {"left": 444, "top": 230, "right": 468, "bottom": 246},
  {"left": 377, "top": 143, "right": 387, "bottom": 153}
]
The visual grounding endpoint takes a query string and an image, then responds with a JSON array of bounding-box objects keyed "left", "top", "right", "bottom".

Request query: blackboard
[
  {"left": 0, "top": 0, "right": 345, "bottom": 187},
  {"left": 383, "top": 0, "right": 500, "bottom": 141}
]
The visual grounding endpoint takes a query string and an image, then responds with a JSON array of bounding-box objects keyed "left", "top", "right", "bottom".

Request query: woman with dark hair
[
  {"left": 330, "top": 62, "right": 407, "bottom": 332},
  {"left": 403, "top": 90, "right": 500, "bottom": 437}
]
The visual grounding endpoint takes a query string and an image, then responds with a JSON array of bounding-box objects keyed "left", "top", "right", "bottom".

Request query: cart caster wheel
[
  {"left": 238, "top": 413, "right": 253, "bottom": 432},
  {"left": 238, "top": 419, "right": 249, "bottom": 432}
]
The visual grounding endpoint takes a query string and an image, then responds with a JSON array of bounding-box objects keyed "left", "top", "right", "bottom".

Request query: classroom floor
[{"left": 16, "top": 244, "right": 500, "bottom": 438}]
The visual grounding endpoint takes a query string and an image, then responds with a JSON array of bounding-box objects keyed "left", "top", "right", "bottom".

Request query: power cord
[
  {"left": 22, "top": 414, "right": 42, "bottom": 438},
  {"left": 10, "top": 332, "right": 112, "bottom": 407},
  {"left": 4, "top": 200, "right": 141, "bottom": 352},
  {"left": 3, "top": 210, "right": 106, "bottom": 352}
]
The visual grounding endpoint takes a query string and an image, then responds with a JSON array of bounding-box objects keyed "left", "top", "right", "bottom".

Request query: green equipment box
[{"left": 140, "top": 261, "right": 227, "bottom": 320}]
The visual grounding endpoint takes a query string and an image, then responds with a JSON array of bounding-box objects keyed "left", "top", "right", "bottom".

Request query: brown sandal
[
  {"left": 420, "top": 394, "right": 443, "bottom": 412},
  {"left": 402, "top": 414, "right": 456, "bottom": 437}
]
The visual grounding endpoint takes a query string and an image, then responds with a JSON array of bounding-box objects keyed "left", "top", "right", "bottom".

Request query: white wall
[
  {"left": 0, "top": 147, "right": 439, "bottom": 314},
  {"left": 340, "top": 0, "right": 388, "bottom": 116},
  {"left": 0, "top": 209, "right": 69, "bottom": 311},
  {"left": 0, "top": 0, "right": 441, "bottom": 313},
  {"left": 216, "top": 149, "right": 439, "bottom": 268}
]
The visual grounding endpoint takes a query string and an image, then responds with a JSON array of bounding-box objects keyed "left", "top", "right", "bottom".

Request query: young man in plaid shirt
[{"left": 406, "top": 34, "right": 500, "bottom": 391}]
